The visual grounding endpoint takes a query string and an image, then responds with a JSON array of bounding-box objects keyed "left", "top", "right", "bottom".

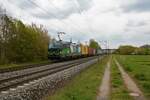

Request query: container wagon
[{"left": 88, "top": 48, "right": 96, "bottom": 56}]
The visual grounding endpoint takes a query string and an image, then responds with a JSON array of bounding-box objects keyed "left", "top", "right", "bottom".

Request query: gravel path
[
  {"left": 97, "top": 60, "right": 111, "bottom": 100},
  {"left": 115, "top": 59, "right": 146, "bottom": 100}
]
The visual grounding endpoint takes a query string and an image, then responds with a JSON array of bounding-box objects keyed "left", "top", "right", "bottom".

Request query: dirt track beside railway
[
  {"left": 97, "top": 56, "right": 146, "bottom": 100},
  {"left": 115, "top": 59, "right": 146, "bottom": 100},
  {"left": 97, "top": 60, "right": 111, "bottom": 100}
]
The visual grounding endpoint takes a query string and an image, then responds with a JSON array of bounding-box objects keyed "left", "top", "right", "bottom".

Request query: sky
[{"left": 0, "top": 0, "right": 150, "bottom": 49}]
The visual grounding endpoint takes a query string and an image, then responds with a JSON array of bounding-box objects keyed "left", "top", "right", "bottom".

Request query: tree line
[
  {"left": 0, "top": 15, "right": 50, "bottom": 64},
  {"left": 115, "top": 45, "right": 150, "bottom": 55}
]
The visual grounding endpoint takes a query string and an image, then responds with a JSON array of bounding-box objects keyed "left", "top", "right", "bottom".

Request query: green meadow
[{"left": 115, "top": 55, "right": 150, "bottom": 98}]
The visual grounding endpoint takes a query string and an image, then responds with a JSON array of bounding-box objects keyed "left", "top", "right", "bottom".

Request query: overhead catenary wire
[
  {"left": 3, "top": 0, "right": 52, "bottom": 26},
  {"left": 5, "top": 0, "right": 85, "bottom": 41},
  {"left": 27, "top": 0, "right": 69, "bottom": 32},
  {"left": 72, "top": 0, "right": 95, "bottom": 36},
  {"left": 47, "top": 0, "right": 85, "bottom": 34},
  {"left": 28, "top": 0, "right": 77, "bottom": 41},
  {"left": 28, "top": 0, "right": 84, "bottom": 35},
  {"left": 47, "top": 0, "right": 91, "bottom": 42}
]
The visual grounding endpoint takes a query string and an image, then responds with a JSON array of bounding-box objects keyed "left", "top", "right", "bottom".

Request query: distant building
[{"left": 101, "top": 49, "right": 116, "bottom": 54}]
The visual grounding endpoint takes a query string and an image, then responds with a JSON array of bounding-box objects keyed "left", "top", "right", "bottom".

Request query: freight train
[{"left": 48, "top": 40, "right": 103, "bottom": 59}]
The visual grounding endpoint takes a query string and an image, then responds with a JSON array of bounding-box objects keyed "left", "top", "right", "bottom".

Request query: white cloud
[{"left": 0, "top": 0, "right": 150, "bottom": 48}]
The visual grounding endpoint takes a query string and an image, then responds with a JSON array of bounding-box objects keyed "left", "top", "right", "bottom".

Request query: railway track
[{"left": 0, "top": 56, "right": 99, "bottom": 92}]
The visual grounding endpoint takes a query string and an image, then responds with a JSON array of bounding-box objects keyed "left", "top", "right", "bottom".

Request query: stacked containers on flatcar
[
  {"left": 88, "top": 48, "right": 92, "bottom": 56},
  {"left": 80, "top": 44, "right": 85, "bottom": 56},
  {"left": 76, "top": 44, "right": 81, "bottom": 57},
  {"left": 85, "top": 45, "right": 89, "bottom": 56},
  {"left": 80, "top": 44, "right": 89, "bottom": 56},
  {"left": 80, "top": 44, "right": 83, "bottom": 55},
  {"left": 70, "top": 42, "right": 81, "bottom": 57},
  {"left": 88, "top": 48, "right": 96, "bottom": 56}
]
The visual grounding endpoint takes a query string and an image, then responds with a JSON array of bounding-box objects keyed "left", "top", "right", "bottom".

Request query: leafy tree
[
  {"left": 0, "top": 15, "right": 14, "bottom": 63},
  {"left": 0, "top": 14, "right": 50, "bottom": 64},
  {"left": 89, "top": 39, "right": 101, "bottom": 49}
]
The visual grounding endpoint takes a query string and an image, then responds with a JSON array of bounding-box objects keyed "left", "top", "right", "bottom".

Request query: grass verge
[
  {"left": 46, "top": 56, "right": 108, "bottom": 100},
  {"left": 111, "top": 56, "right": 132, "bottom": 100}
]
